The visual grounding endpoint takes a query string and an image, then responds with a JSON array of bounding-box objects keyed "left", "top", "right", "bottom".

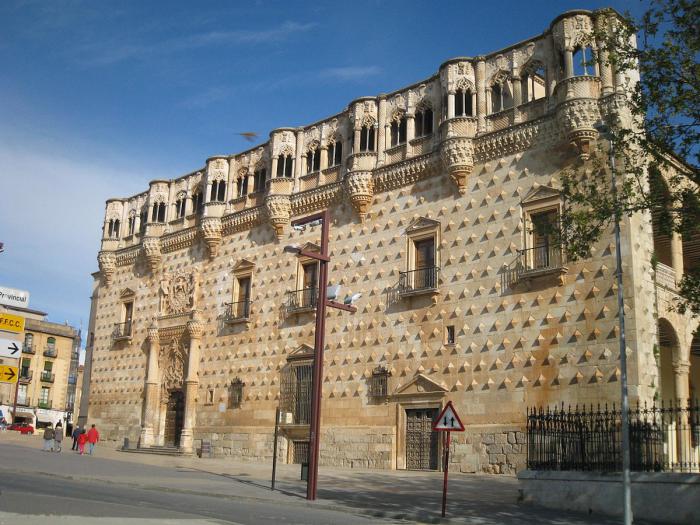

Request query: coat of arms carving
[{"left": 159, "top": 270, "right": 199, "bottom": 315}]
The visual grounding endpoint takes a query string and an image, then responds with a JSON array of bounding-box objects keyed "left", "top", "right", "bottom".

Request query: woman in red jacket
[{"left": 78, "top": 429, "right": 88, "bottom": 455}]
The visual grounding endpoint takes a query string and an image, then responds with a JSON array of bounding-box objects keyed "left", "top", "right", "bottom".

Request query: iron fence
[
  {"left": 112, "top": 321, "right": 132, "bottom": 339},
  {"left": 527, "top": 400, "right": 700, "bottom": 473},
  {"left": 43, "top": 347, "right": 57, "bottom": 358},
  {"left": 399, "top": 267, "right": 439, "bottom": 294},
  {"left": 285, "top": 288, "right": 317, "bottom": 312},
  {"left": 40, "top": 371, "right": 55, "bottom": 383},
  {"left": 224, "top": 300, "right": 251, "bottom": 321},
  {"left": 504, "top": 245, "right": 564, "bottom": 287},
  {"left": 22, "top": 344, "right": 35, "bottom": 354}
]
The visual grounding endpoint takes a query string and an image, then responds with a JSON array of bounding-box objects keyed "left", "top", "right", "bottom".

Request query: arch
[
  {"left": 520, "top": 59, "right": 546, "bottom": 103},
  {"left": 489, "top": 70, "right": 513, "bottom": 113},
  {"left": 690, "top": 330, "right": 700, "bottom": 402},
  {"left": 572, "top": 44, "right": 596, "bottom": 76},
  {"left": 327, "top": 133, "right": 343, "bottom": 167},
  {"left": 658, "top": 318, "right": 681, "bottom": 404},
  {"left": 649, "top": 168, "right": 674, "bottom": 268}
]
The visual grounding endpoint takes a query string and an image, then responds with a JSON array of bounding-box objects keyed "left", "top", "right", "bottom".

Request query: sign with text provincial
[
  {"left": 0, "top": 286, "right": 30, "bottom": 309},
  {"left": 0, "top": 313, "right": 24, "bottom": 334}
]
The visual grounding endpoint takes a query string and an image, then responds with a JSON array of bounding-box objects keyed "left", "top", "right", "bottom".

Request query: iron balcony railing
[
  {"left": 43, "top": 347, "right": 57, "bottom": 358},
  {"left": 112, "top": 321, "right": 132, "bottom": 339},
  {"left": 37, "top": 400, "right": 52, "bottom": 410},
  {"left": 40, "top": 371, "right": 55, "bottom": 383},
  {"left": 22, "top": 344, "right": 35, "bottom": 355},
  {"left": 224, "top": 300, "right": 251, "bottom": 322},
  {"left": 285, "top": 288, "right": 318, "bottom": 312},
  {"left": 399, "top": 266, "right": 439, "bottom": 294},
  {"left": 527, "top": 400, "right": 700, "bottom": 473},
  {"left": 16, "top": 397, "right": 29, "bottom": 406},
  {"left": 504, "top": 245, "right": 565, "bottom": 287},
  {"left": 19, "top": 370, "right": 33, "bottom": 383}
]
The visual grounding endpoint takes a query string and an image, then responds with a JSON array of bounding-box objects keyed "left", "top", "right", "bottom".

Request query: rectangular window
[
  {"left": 44, "top": 361, "right": 53, "bottom": 372},
  {"left": 446, "top": 325, "right": 455, "bottom": 345},
  {"left": 39, "top": 387, "right": 49, "bottom": 404},
  {"left": 20, "top": 358, "right": 30, "bottom": 376},
  {"left": 328, "top": 142, "right": 342, "bottom": 167},
  {"left": 412, "top": 237, "right": 436, "bottom": 290},
  {"left": 529, "top": 209, "right": 560, "bottom": 270},
  {"left": 360, "top": 127, "right": 375, "bottom": 152},
  {"left": 121, "top": 301, "right": 133, "bottom": 336},
  {"left": 253, "top": 169, "right": 267, "bottom": 193},
  {"left": 235, "top": 276, "right": 251, "bottom": 318},
  {"left": 17, "top": 384, "right": 28, "bottom": 404}
]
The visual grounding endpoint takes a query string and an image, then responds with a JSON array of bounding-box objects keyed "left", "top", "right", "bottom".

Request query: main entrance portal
[
  {"left": 164, "top": 390, "right": 185, "bottom": 447},
  {"left": 405, "top": 408, "right": 439, "bottom": 470}
]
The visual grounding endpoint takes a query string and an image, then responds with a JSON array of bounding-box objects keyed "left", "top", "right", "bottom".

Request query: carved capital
[
  {"left": 557, "top": 99, "right": 600, "bottom": 160},
  {"left": 186, "top": 311, "right": 204, "bottom": 339},
  {"left": 672, "top": 360, "right": 691, "bottom": 376},
  {"left": 200, "top": 216, "right": 222, "bottom": 259},
  {"left": 264, "top": 193, "right": 291, "bottom": 240},
  {"left": 142, "top": 237, "right": 161, "bottom": 273},
  {"left": 146, "top": 318, "right": 159, "bottom": 345},
  {"left": 345, "top": 170, "right": 374, "bottom": 222},
  {"left": 440, "top": 137, "right": 474, "bottom": 194},
  {"left": 97, "top": 251, "right": 116, "bottom": 286}
]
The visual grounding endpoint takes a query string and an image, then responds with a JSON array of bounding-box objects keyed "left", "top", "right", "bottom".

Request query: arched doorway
[{"left": 658, "top": 318, "right": 680, "bottom": 404}]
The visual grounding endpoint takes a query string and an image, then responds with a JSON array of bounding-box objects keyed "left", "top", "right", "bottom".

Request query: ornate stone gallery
[{"left": 86, "top": 9, "right": 699, "bottom": 474}]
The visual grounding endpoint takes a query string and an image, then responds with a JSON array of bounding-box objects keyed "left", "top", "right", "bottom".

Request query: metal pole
[
  {"left": 307, "top": 209, "right": 330, "bottom": 501},
  {"left": 610, "top": 139, "right": 633, "bottom": 525},
  {"left": 11, "top": 372, "right": 20, "bottom": 423},
  {"left": 271, "top": 407, "right": 280, "bottom": 491},
  {"left": 441, "top": 431, "right": 451, "bottom": 518}
]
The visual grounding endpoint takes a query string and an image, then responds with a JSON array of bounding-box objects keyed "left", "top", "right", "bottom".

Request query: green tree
[{"left": 559, "top": 0, "right": 700, "bottom": 315}]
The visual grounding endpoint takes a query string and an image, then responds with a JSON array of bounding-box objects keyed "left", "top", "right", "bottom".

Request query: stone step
[{"left": 121, "top": 446, "right": 185, "bottom": 456}]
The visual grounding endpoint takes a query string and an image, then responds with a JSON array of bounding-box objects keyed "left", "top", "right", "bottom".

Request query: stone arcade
[{"left": 85, "top": 9, "right": 699, "bottom": 473}]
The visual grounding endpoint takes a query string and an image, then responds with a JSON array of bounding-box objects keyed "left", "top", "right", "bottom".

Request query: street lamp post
[
  {"left": 594, "top": 121, "right": 632, "bottom": 525},
  {"left": 285, "top": 210, "right": 356, "bottom": 501}
]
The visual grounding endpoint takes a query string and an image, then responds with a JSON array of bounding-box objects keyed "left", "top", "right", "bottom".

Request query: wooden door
[
  {"left": 406, "top": 408, "right": 439, "bottom": 470},
  {"left": 164, "top": 390, "right": 185, "bottom": 447}
]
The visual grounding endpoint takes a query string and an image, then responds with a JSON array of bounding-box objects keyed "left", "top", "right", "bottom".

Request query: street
[{"left": 0, "top": 432, "right": 659, "bottom": 525}]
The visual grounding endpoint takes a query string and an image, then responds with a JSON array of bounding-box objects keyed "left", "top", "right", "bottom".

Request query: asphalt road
[{"left": 0, "top": 469, "right": 384, "bottom": 525}]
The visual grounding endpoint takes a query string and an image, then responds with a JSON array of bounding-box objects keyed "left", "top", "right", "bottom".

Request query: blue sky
[{"left": 0, "top": 0, "right": 643, "bottom": 336}]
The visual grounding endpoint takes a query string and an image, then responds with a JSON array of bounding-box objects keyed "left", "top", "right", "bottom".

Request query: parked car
[{"left": 7, "top": 423, "right": 34, "bottom": 434}]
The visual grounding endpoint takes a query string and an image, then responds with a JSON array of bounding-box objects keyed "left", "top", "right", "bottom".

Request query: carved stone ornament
[
  {"left": 159, "top": 339, "right": 186, "bottom": 396},
  {"left": 186, "top": 312, "right": 204, "bottom": 339},
  {"left": 142, "top": 237, "right": 161, "bottom": 273},
  {"left": 200, "top": 216, "right": 222, "bottom": 259},
  {"left": 208, "top": 157, "right": 228, "bottom": 180},
  {"left": 345, "top": 171, "right": 374, "bottom": 222},
  {"left": 146, "top": 318, "right": 160, "bottom": 344},
  {"left": 440, "top": 137, "right": 474, "bottom": 194},
  {"left": 557, "top": 99, "right": 600, "bottom": 160},
  {"left": 264, "top": 193, "right": 292, "bottom": 240},
  {"left": 97, "top": 251, "right": 116, "bottom": 286},
  {"left": 159, "top": 270, "right": 199, "bottom": 315}
]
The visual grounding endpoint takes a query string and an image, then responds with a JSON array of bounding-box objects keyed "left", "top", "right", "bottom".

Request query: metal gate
[
  {"left": 406, "top": 408, "right": 439, "bottom": 470},
  {"left": 291, "top": 440, "right": 309, "bottom": 464},
  {"left": 164, "top": 390, "right": 185, "bottom": 447}
]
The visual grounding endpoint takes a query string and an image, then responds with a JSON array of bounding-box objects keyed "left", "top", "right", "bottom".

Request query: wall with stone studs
[{"left": 86, "top": 136, "right": 650, "bottom": 474}]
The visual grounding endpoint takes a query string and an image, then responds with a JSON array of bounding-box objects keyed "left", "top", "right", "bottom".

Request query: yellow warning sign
[
  {"left": 0, "top": 313, "right": 24, "bottom": 334},
  {"left": 0, "top": 365, "right": 18, "bottom": 384}
]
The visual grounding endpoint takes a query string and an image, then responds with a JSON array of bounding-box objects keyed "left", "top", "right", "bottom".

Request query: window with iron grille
[
  {"left": 368, "top": 366, "right": 391, "bottom": 399},
  {"left": 228, "top": 377, "right": 245, "bottom": 409},
  {"left": 292, "top": 440, "right": 309, "bottom": 464},
  {"left": 280, "top": 363, "right": 313, "bottom": 424}
]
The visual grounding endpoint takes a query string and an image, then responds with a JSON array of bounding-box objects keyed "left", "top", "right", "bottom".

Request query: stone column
[
  {"left": 179, "top": 313, "right": 203, "bottom": 454},
  {"left": 353, "top": 126, "right": 361, "bottom": 153},
  {"left": 377, "top": 95, "right": 387, "bottom": 164},
  {"left": 564, "top": 47, "right": 574, "bottom": 79},
  {"left": 671, "top": 233, "right": 684, "bottom": 284},
  {"left": 476, "top": 58, "right": 486, "bottom": 134},
  {"left": 319, "top": 145, "right": 328, "bottom": 171},
  {"left": 447, "top": 90, "right": 455, "bottom": 119},
  {"left": 247, "top": 171, "right": 255, "bottom": 196},
  {"left": 294, "top": 128, "right": 304, "bottom": 191},
  {"left": 672, "top": 359, "right": 691, "bottom": 458},
  {"left": 406, "top": 112, "right": 415, "bottom": 157},
  {"left": 271, "top": 156, "right": 279, "bottom": 180},
  {"left": 512, "top": 74, "right": 522, "bottom": 123},
  {"left": 140, "top": 320, "right": 160, "bottom": 447}
]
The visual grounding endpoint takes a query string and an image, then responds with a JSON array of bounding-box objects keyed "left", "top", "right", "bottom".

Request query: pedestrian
[
  {"left": 54, "top": 422, "right": 63, "bottom": 452},
  {"left": 71, "top": 425, "right": 81, "bottom": 451},
  {"left": 78, "top": 429, "right": 87, "bottom": 455},
  {"left": 87, "top": 424, "right": 99, "bottom": 455},
  {"left": 42, "top": 424, "right": 55, "bottom": 452}
]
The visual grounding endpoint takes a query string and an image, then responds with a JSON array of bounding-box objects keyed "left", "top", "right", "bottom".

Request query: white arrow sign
[
  {"left": 432, "top": 401, "right": 465, "bottom": 432},
  {"left": 0, "top": 336, "right": 22, "bottom": 359}
]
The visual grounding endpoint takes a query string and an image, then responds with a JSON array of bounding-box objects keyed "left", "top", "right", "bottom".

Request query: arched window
[
  {"left": 277, "top": 154, "right": 294, "bottom": 178},
  {"left": 139, "top": 209, "right": 148, "bottom": 233},
  {"left": 151, "top": 202, "right": 166, "bottom": 223},
  {"left": 47, "top": 337, "right": 56, "bottom": 350},
  {"left": 491, "top": 79, "right": 513, "bottom": 113},
  {"left": 175, "top": 196, "right": 186, "bottom": 218},
  {"left": 328, "top": 140, "right": 342, "bottom": 167},
  {"left": 127, "top": 212, "right": 136, "bottom": 235},
  {"left": 573, "top": 45, "right": 595, "bottom": 76},
  {"left": 210, "top": 180, "right": 226, "bottom": 202},
  {"left": 414, "top": 107, "right": 433, "bottom": 138},
  {"left": 359, "top": 124, "right": 375, "bottom": 152},
  {"left": 192, "top": 190, "right": 203, "bottom": 215},
  {"left": 107, "top": 219, "right": 120, "bottom": 239},
  {"left": 521, "top": 63, "right": 546, "bottom": 103},
  {"left": 390, "top": 115, "right": 407, "bottom": 147},
  {"left": 455, "top": 88, "right": 474, "bottom": 116},
  {"left": 237, "top": 175, "right": 248, "bottom": 197},
  {"left": 253, "top": 167, "right": 267, "bottom": 193},
  {"left": 305, "top": 148, "right": 320, "bottom": 174}
]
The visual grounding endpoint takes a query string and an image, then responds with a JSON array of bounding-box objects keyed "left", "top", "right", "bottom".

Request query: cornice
[
  {"left": 221, "top": 206, "right": 264, "bottom": 235},
  {"left": 291, "top": 182, "right": 343, "bottom": 216},
  {"left": 161, "top": 226, "right": 198, "bottom": 254}
]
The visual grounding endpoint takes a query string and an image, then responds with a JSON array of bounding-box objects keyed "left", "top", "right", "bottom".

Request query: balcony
[
  {"left": 40, "top": 371, "right": 55, "bottom": 383},
  {"left": 399, "top": 267, "right": 440, "bottom": 297},
  {"left": 223, "top": 300, "right": 252, "bottom": 324},
  {"left": 286, "top": 288, "right": 317, "bottom": 314},
  {"left": 19, "top": 370, "right": 32, "bottom": 383},
  {"left": 22, "top": 344, "right": 35, "bottom": 355},
  {"left": 504, "top": 245, "right": 567, "bottom": 288},
  {"left": 43, "top": 347, "right": 57, "bottom": 358},
  {"left": 655, "top": 262, "right": 677, "bottom": 291},
  {"left": 16, "top": 397, "right": 29, "bottom": 407},
  {"left": 112, "top": 321, "right": 133, "bottom": 342},
  {"left": 37, "top": 400, "right": 52, "bottom": 409}
]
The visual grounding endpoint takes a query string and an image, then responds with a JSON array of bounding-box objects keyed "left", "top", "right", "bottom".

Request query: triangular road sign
[{"left": 432, "top": 401, "right": 465, "bottom": 431}]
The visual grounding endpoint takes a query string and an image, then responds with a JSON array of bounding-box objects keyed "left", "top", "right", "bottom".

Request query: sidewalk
[{"left": 0, "top": 432, "right": 643, "bottom": 524}]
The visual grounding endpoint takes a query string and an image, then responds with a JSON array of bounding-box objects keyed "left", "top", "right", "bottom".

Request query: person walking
[
  {"left": 71, "top": 425, "right": 81, "bottom": 451},
  {"left": 42, "top": 425, "right": 55, "bottom": 452},
  {"left": 54, "top": 422, "right": 63, "bottom": 452},
  {"left": 87, "top": 424, "right": 99, "bottom": 455},
  {"left": 78, "top": 429, "right": 87, "bottom": 455}
]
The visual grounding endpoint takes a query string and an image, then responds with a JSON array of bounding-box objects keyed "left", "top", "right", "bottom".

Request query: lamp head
[{"left": 283, "top": 244, "right": 302, "bottom": 255}]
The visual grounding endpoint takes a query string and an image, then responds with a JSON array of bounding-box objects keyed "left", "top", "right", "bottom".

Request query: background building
[
  {"left": 0, "top": 303, "right": 80, "bottom": 428},
  {"left": 84, "top": 9, "right": 698, "bottom": 473}
]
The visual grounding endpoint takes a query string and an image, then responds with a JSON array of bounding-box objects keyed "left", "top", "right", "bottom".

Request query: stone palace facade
[{"left": 85, "top": 9, "right": 699, "bottom": 473}]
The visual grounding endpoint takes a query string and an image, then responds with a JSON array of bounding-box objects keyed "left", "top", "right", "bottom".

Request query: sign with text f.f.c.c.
[
  {"left": 0, "top": 286, "right": 30, "bottom": 309},
  {"left": 0, "top": 313, "right": 24, "bottom": 334}
]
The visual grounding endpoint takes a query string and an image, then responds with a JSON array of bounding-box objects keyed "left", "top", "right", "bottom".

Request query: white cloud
[{"left": 319, "top": 66, "right": 382, "bottom": 81}]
